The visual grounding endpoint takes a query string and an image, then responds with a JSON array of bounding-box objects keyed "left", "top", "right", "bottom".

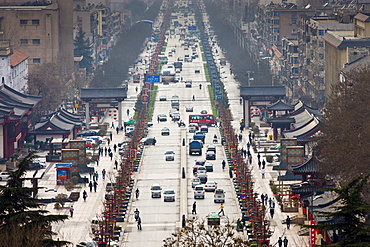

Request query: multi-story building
[
  {"left": 323, "top": 13, "right": 370, "bottom": 98},
  {"left": 0, "top": 40, "right": 29, "bottom": 93},
  {"left": 297, "top": 16, "right": 352, "bottom": 106},
  {"left": 0, "top": 0, "right": 73, "bottom": 73}
]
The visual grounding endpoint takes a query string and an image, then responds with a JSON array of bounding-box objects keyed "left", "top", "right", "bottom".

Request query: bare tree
[
  {"left": 315, "top": 65, "right": 370, "bottom": 184},
  {"left": 163, "top": 218, "right": 251, "bottom": 247}
]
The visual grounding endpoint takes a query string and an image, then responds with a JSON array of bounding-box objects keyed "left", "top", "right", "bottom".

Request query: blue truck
[
  {"left": 189, "top": 140, "right": 202, "bottom": 155},
  {"left": 193, "top": 132, "right": 205, "bottom": 144}
]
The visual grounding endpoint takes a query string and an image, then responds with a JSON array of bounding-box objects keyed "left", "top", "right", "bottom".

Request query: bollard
[
  {"left": 182, "top": 167, "right": 186, "bottom": 179},
  {"left": 182, "top": 214, "right": 186, "bottom": 227},
  {"left": 182, "top": 138, "right": 185, "bottom": 146}
]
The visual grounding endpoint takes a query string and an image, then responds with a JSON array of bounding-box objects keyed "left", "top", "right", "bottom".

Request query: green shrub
[
  {"left": 55, "top": 193, "right": 68, "bottom": 207},
  {"left": 70, "top": 176, "right": 78, "bottom": 185},
  {"left": 65, "top": 181, "right": 74, "bottom": 191}
]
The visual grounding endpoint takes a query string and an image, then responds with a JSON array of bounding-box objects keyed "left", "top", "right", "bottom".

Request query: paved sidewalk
[{"left": 208, "top": 28, "right": 309, "bottom": 246}]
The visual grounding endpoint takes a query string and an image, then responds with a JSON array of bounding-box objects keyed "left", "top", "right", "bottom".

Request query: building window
[
  {"left": 319, "top": 30, "right": 325, "bottom": 36},
  {"left": 20, "top": 20, "right": 28, "bottom": 25},
  {"left": 292, "top": 57, "right": 298, "bottom": 64},
  {"left": 33, "top": 58, "right": 41, "bottom": 64},
  {"left": 273, "top": 28, "right": 280, "bottom": 33},
  {"left": 32, "top": 39, "right": 40, "bottom": 45},
  {"left": 273, "top": 11, "right": 280, "bottom": 17},
  {"left": 272, "top": 20, "right": 280, "bottom": 25},
  {"left": 32, "top": 19, "right": 40, "bottom": 25},
  {"left": 292, "top": 67, "right": 299, "bottom": 74},
  {"left": 20, "top": 39, "right": 28, "bottom": 45},
  {"left": 292, "top": 29, "right": 297, "bottom": 35}
]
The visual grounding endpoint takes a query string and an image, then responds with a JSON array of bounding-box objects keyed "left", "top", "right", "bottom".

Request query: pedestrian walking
[
  {"left": 192, "top": 201, "right": 197, "bottom": 214},
  {"left": 262, "top": 159, "right": 266, "bottom": 169},
  {"left": 261, "top": 194, "right": 265, "bottom": 204},
  {"left": 110, "top": 133, "right": 113, "bottom": 141},
  {"left": 286, "top": 215, "right": 291, "bottom": 229},
  {"left": 102, "top": 169, "right": 106, "bottom": 179},
  {"left": 107, "top": 138, "right": 111, "bottom": 145},
  {"left": 116, "top": 127, "right": 119, "bottom": 134},
  {"left": 270, "top": 208, "right": 275, "bottom": 218},
  {"left": 277, "top": 237, "right": 283, "bottom": 247},
  {"left": 218, "top": 204, "right": 225, "bottom": 216},
  {"left": 265, "top": 194, "right": 268, "bottom": 205},
  {"left": 96, "top": 159, "right": 99, "bottom": 166},
  {"left": 261, "top": 168, "right": 265, "bottom": 178},
  {"left": 249, "top": 155, "right": 252, "bottom": 164},
  {"left": 283, "top": 236, "right": 288, "bottom": 247},
  {"left": 89, "top": 170, "right": 93, "bottom": 180},
  {"left": 114, "top": 160, "right": 118, "bottom": 169},
  {"left": 247, "top": 150, "right": 251, "bottom": 157},
  {"left": 238, "top": 133, "right": 242, "bottom": 141},
  {"left": 94, "top": 171, "right": 98, "bottom": 181},
  {"left": 69, "top": 206, "right": 74, "bottom": 217},
  {"left": 134, "top": 208, "right": 140, "bottom": 221},
  {"left": 137, "top": 217, "right": 142, "bottom": 230},
  {"left": 104, "top": 147, "right": 107, "bottom": 156},
  {"left": 89, "top": 181, "right": 93, "bottom": 192},
  {"left": 113, "top": 144, "right": 117, "bottom": 152},
  {"left": 222, "top": 160, "right": 226, "bottom": 170},
  {"left": 242, "top": 149, "right": 247, "bottom": 158},
  {"left": 127, "top": 109, "right": 130, "bottom": 116},
  {"left": 93, "top": 181, "right": 98, "bottom": 192},
  {"left": 109, "top": 152, "right": 113, "bottom": 161},
  {"left": 246, "top": 142, "right": 250, "bottom": 150},
  {"left": 111, "top": 122, "right": 114, "bottom": 128},
  {"left": 108, "top": 147, "right": 111, "bottom": 153},
  {"left": 258, "top": 161, "right": 261, "bottom": 169},
  {"left": 98, "top": 147, "right": 101, "bottom": 156},
  {"left": 257, "top": 152, "right": 261, "bottom": 162},
  {"left": 269, "top": 198, "right": 273, "bottom": 208},
  {"left": 135, "top": 188, "right": 140, "bottom": 199},
  {"left": 83, "top": 190, "right": 87, "bottom": 202}
]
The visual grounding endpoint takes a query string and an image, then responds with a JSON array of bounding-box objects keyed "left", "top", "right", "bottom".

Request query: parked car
[
  {"left": 140, "top": 137, "right": 157, "bottom": 145},
  {"left": 163, "top": 189, "right": 175, "bottom": 202},
  {"left": 206, "top": 151, "right": 216, "bottom": 160},
  {"left": 191, "top": 178, "right": 201, "bottom": 188},
  {"left": 29, "top": 162, "right": 46, "bottom": 170},
  {"left": 77, "top": 130, "right": 98, "bottom": 137},
  {"left": 85, "top": 140, "right": 93, "bottom": 149},
  {"left": 185, "top": 80, "right": 192, "bottom": 88},
  {"left": 157, "top": 114, "right": 167, "bottom": 122},
  {"left": 88, "top": 136, "right": 104, "bottom": 144},
  {"left": 151, "top": 184, "right": 162, "bottom": 198},
  {"left": 165, "top": 150, "right": 175, "bottom": 161},
  {"left": 204, "top": 181, "right": 217, "bottom": 192},
  {"left": 0, "top": 172, "right": 10, "bottom": 181},
  {"left": 194, "top": 185, "right": 205, "bottom": 199},
  {"left": 161, "top": 127, "right": 170, "bottom": 136},
  {"left": 214, "top": 189, "right": 225, "bottom": 203}
]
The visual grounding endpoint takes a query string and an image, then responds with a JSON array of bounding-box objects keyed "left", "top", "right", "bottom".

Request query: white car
[
  {"left": 151, "top": 183, "right": 162, "bottom": 198},
  {"left": 204, "top": 181, "right": 217, "bottom": 192},
  {"left": 163, "top": 189, "right": 175, "bottom": 202},
  {"left": 214, "top": 188, "right": 225, "bottom": 203},
  {"left": 191, "top": 178, "right": 201, "bottom": 188},
  {"left": 0, "top": 172, "right": 10, "bottom": 181},
  {"left": 194, "top": 185, "right": 205, "bottom": 199},
  {"left": 165, "top": 150, "right": 175, "bottom": 161},
  {"left": 159, "top": 95, "right": 167, "bottom": 101}
]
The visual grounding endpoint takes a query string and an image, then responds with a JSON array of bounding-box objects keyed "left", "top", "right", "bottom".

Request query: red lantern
[
  {"left": 289, "top": 192, "right": 294, "bottom": 196},
  {"left": 291, "top": 196, "right": 297, "bottom": 200}
]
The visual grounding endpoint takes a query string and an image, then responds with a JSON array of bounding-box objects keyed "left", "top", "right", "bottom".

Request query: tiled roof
[
  {"left": 323, "top": 31, "right": 370, "bottom": 49},
  {"left": 292, "top": 157, "right": 319, "bottom": 174},
  {"left": 355, "top": 13, "right": 370, "bottom": 22},
  {"left": 10, "top": 49, "right": 29, "bottom": 67},
  {"left": 80, "top": 88, "right": 127, "bottom": 100},
  {"left": 240, "top": 86, "right": 286, "bottom": 97},
  {"left": 267, "top": 99, "right": 294, "bottom": 111},
  {"left": 283, "top": 117, "right": 321, "bottom": 139}
]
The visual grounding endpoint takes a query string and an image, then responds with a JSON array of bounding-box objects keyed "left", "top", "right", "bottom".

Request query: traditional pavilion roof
[
  {"left": 59, "top": 108, "right": 84, "bottom": 121},
  {"left": 267, "top": 99, "right": 294, "bottom": 111},
  {"left": 283, "top": 117, "right": 321, "bottom": 141},
  {"left": 80, "top": 88, "right": 127, "bottom": 100},
  {"left": 240, "top": 86, "right": 286, "bottom": 97},
  {"left": 290, "top": 109, "right": 317, "bottom": 129},
  {"left": 292, "top": 100, "right": 322, "bottom": 117},
  {"left": 309, "top": 192, "right": 343, "bottom": 225},
  {"left": 30, "top": 109, "right": 83, "bottom": 134},
  {"left": 266, "top": 117, "right": 295, "bottom": 124},
  {"left": 292, "top": 156, "right": 320, "bottom": 175},
  {"left": 0, "top": 84, "right": 41, "bottom": 121}
]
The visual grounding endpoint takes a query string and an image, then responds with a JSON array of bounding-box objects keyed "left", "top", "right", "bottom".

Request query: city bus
[
  {"left": 133, "top": 74, "right": 140, "bottom": 83},
  {"left": 189, "top": 114, "right": 216, "bottom": 126}
]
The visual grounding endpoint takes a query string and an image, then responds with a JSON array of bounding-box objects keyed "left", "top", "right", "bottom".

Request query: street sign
[
  {"left": 146, "top": 75, "right": 161, "bottom": 83},
  {"left": 216, "top": 94, "right": 223, "bottom": 101},
  {"left": 188, "top": 26, "right": 196, "bottom": 31}
]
